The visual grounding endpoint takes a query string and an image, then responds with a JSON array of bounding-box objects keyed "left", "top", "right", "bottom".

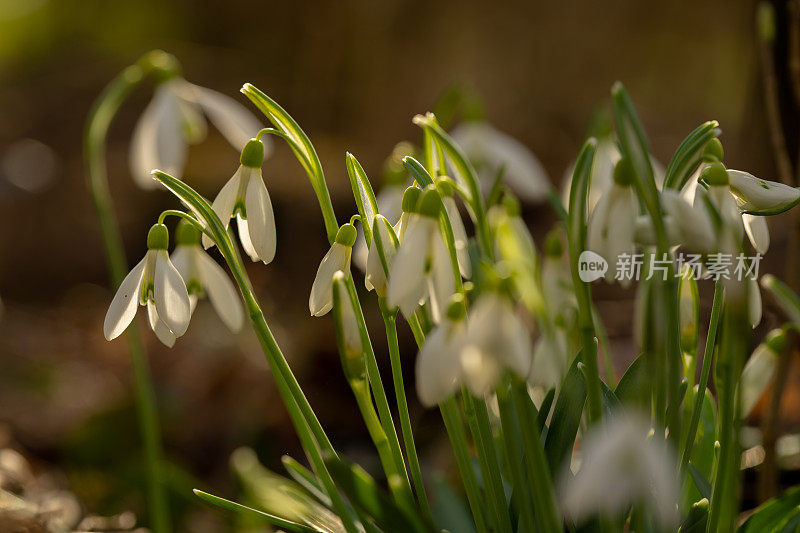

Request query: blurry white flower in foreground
[
  {"left": 387, "top": 188, "right": 454, "bottom": 322},
  {"left": 559, "top": 412, "right": 679, "bottom": 528},
  {"left": 741, "top": 328, "right": 786, "bottom": 416},
  {"left": 104, "top": 224, "right": 191, "bottom": 347},
  {"left": 450, "top": 120, "right": 550, "bottom": 203},
  {"left": 170, "top": 221, "right": 243, "bottom": 333},
  {"left": 309, "top": 223, "right": 356, "bottom": 317},
  {"left": 130, "top": 77, "right": 267, "bottom": 189},
  {"left": 416, "top": 299, "right": 468, "bottom": 407},
  {"left": 586, "top": 159, "right": 637, "bottom": 285},
  {"left": 203, "top": 138, "right": 276, "bottom": 264}
]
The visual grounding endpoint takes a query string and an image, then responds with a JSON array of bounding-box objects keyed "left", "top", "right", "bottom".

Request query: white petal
[
  {"left": 188, "top": 84, "right": 269, "bottom": 156},
  {"left": 727, "top": 170, "right": 800, "bottom": 214},
  {"left": 460, "top": 344, "right": 504, "bottom": 397},
  {"left": 530, "top": 333, "right": 567, "bottom": 389},
  {"left": 147, "top": 300, "right": 176, "bottom": 347},
  {"left": 129, "top": 84, "right": 187, "bottom": 189},
  {"left": 309, "top": 243, "right": 349, "bottom": 316},
  {"left": 749, "top": 278, "right": 762, "bottom": 328},
  {"left": 741, "top": 343, "right": 778, "bottom": 415},
  {"left": 428, "top": 229, "right": 456, "bottom": 324},
  {"left": 603, "top": 187, "right": 637, "bottom": 284},
  {"left": 467, "top": 294, "right": 533, "bottom": 378},
  {"left": 743, "top": 214, "right": 769, "bottom": 255},
  {"left": 244, "top": 168, "right": 277, "bottom": 264},
  {"left": 661, "top": 188, "right": 715, "bottom": 253},
  {"left": 388, "top": 215, "right": 430, "bottom": 316},
  {"left": 443, "top": 196, "right": 471, "bottom": 278},
  {"left": 415, "top": 321, "right": 465, "bottom": 407},
  {"left": 451, "top": 121, "right": 550, "bottom": 202},
  {"left": 154, "top": 250, "right": 191, "bottom": 337},
  {"left": 169, "top": 246, "right": 193, "bottom": 281},
  {"left": 103, "top": 257, "right": 146, "bottom": 340},
  {"left": 203, "top": 168, "right": 241, "bottom": 249},
  {"left": 236, "top": 214, "right": 260, "bottom": 262},
  {"left": 195, "top": 247, "right": 244, "bottom": 332}
]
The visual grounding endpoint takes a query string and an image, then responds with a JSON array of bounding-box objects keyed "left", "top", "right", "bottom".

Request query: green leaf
[
  {"left": 430, "top": 476, "right": 477, "bottom": 533},
  {"left": 537, "top": 387, "right": 556, "bottom": 432},
  {"left": 679, "top": 498, "right": 708, "bottom": 533},
  {"left": 282, "top": 455, "right": 331, "bottom": 507},
  {"left": 739, "top": 485, "right": 800, "bottom": 532},
  {"left": 241, "top": 83, "right": 338, "bottom": 243},
  {"left": 345, "top": 153, "right": 379, "bottom": 246},
  {"left": 403, "top": 155, "right": 435, "bottom": 188},
  {"left": 682, "top": 388, "right": 717, "bottom": 509},
  {"left": 614, "top": 354, "right": 648, "bottom": 406},
  {"left": 567, "top": 138, "right": 597, "bottom": 261},
  {"left": 193, "top": 489, "right": 316, "bottom": 533},
  {"left": 688, "top": 464, "right": 711, "bottom": 500},
  {"left": 323, "top": 452, "right": 430, "bottom": 533},
  {"left": 544, "top": 352, "right": 587, "bottom": 477},
  {"left": 663, "top": 121, "right": 721, "bottom": 190}
]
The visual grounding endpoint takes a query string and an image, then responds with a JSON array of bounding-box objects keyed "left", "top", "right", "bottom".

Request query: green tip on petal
[
  {"left": 417, "top": 186, "right": 443, "bottom": 218},
  {"left": 702, "top": 138, "right": 724, "bottom": 163},
  {"left": 765, "top": 328, "right": 788, "bottom": 354},
  {"left": 175, "top": 220, "right": 201, "bottom": 246},
  {"left": 335, "top": 223, "right": 357, "bottom": 247},
  {"left": 401, "top": 186, "right": 422, "bottom": 213},
  {"left": 240, "top": 138, "right": 264, "bottom": 168},
  {"left": 544, "top": 228, "right": 564, "bottom": 258},
  {"left": 147, "top": 223, "right": 169, "bottom": 250},
  {"left": 446, "top": 293, "right": 467, "bottom": 321},
  {"left": 700, "top": 162, "right": 729, "bottom": 186},
  {"left": 145, "top": 50, "right": 181, "bottom": 83},
  {"left": 612, "top": 157, "right": 635, "bottom": 186}
]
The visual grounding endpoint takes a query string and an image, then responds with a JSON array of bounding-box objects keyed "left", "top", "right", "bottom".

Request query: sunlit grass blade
[
  {"left": 242, "top": 83, "right": 338, "bottom": 243},
  {"left": 282, "top": 455, "right": 331, "bottom": 507},
  {"left": 345, "top": 153, "right": 379, "bottom": 246},
  {"left": 193, "top": 489, "right": 316, "bottom": 533}
]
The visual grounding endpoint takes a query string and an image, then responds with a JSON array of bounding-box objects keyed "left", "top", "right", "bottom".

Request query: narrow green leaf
[
  {"left": 739, "top": 485, "right": 800, "bottom": 532},
  {"left": 282, "top": 455, "right": 331, "bottom": 507},
  {"left": 544, "top": 352, "right": 587, "bottom": 477},
  {"left": 688, "top": 464, "right": 712, "bottom": 500},
  {"left": 536, "top": 387, "right": 556, "bottom": 432},
  {"left": 614, "top": 354, "right": 648, "bottom": 406},
  {"left": 345, "top": 153, "right": 379, "bottom": 246},
  {"left": 323, "top": 452, "right": 430, "bottom": 533},
  {"left": 193, "top": 489, "right": 315, "bottom": 533},
  {"left": 663, "top": 121, "right": 721, "bottom": 190},
  {"left": 403, "top": 155, "right": 435, "bottom": 188}
]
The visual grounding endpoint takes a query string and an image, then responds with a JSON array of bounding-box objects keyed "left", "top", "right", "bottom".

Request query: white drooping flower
[
  {"left": 586, "top": 159, "right": 637, "bottom": 285},
  {"left": 415, "top": 300, "right": 468, "bottom": 407},
  {"left": 170, "top": 221, "right": 244, "bottom": 333},
  {"left": 203, "top": 138, "right": 276, "bottom": 264},
  {"left": 309, "top": 223, "right": 356, "bottom": 317},
  {"left": 353, "top": 183, "right": 405, "bottom": 272},
  {"left": 741, "top": 328, "right": 786, "bottom": 416},
  {"left": 130, "top": 76, "right": 267, "bottom": 189},
  {"left": 441, "top": 189, "right": 472, "bottom": 279},
  {"left": 332, "top": 271, "right": 365, "bottom": 382},
  {"left": 530, "top": 328, "right": 568, "bottom": 390},
  {"left": 460, "top": 292, "right": 534, "bottom": 396},
  {"left": 727, "top": 170, "right": 800, "bottom": 215},
  {"left": 104, "top": 224, "right": 191, "bottom": 347},
  {"left": 387, "top": 188, "right": 455, "bottom": 323},
  {"left": 559, "top": 412, "right": 679, "bottom": 528},
  {"left": 659, "top": 188, "right": 716, "bottom": 253},
  {"left": 450, "top": 120, "right": 550, "bottom": 203},
  {"left": 365, "top": 215, "right": 398, "bottom": 298}
]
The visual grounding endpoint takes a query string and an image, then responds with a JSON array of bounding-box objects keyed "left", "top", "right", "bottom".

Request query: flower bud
[
  {"left": 740, "top": 328, "right": 786, "bottom": 415},
  {"left": 700, "top": 162, "right": 729, "bottom": 186},
  {"left": 702, "top": 138, "right": 724, "bottom": 163},
  {"left": 175, "top": 220, "right": 201, "bottom": 246},
  {"left": 544, "top": 228, "right": 564, "bottom": 258},
  {"left": 401, "top": 186, "right": 422, "bottom": 214},
  {"left": 147, "top": 223, "right": 169, "bottom": 250},
  {"left": 612, "top": 157, "right": 635, "bottom": 187},
  {"left": 332, "top": 272, "right": 365, "bottom": 382},
  {"left": 240, "top": 138, "right": 264, "bottom": 168},
  {"left": 334, "top": 223, "right": 357, "bottom": 247},
  {"left": 417, "top": 186, "right": 443, "bottom": 218}
]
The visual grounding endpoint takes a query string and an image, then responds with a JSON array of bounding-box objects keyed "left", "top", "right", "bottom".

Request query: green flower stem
[
  {"left": 343, "top": 278, "right": 412, "bottom": 491},
  {"left": 495, "top": 385, "right": 536, "bottom": 532},
  {"left": 84, "top": 52, "right": 178, "bottom": 533},
  {"left": 708, "top": 292, "right": 747, "bottom": 533},
  {"left": 679, "top": 281, "right": 723, "bottom": 479},
  {"left": 379, "top": 300, "right": 433, "bottom": 524},
  {"left": 462, "top": 392, "right": 512, "bottom": 533},
  {"left": 440, "top": 397, "right": 489, "bottom": 533},
  {"left": 510, "top": 379, "right": 561, "bottom": 531},
  {"left": 152, "top": 172, "right": 358, "bottom": 532}
]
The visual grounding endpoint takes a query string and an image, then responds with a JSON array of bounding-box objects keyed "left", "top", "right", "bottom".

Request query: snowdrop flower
[
  {"left": 659, "top": 188, "right": 716, "bottom": 253},
  {"left": 727, "top": 170, "right": 800, "bottom": 215},
  {"left": 104, "top": 223, "right": 191, "bottom": 347},
  {"left": 450, "top": 120, "right": 550, "bottom": 203},
  {"left": 353, "top": 183, "right": 406, "bottom": 271},
  {"left": 309, "top": 223, "right": 356, "bottom": 317},
  {"left": 203, "top": 138, "right": 276, "bottom": 264},
  {"left": 332, "top": 271, "right": 366, "bottom": 382},
  {"left": 749, "top": 277, "right": 763, "bottom": 328},
  {"left": 741, "top": 328, "right": 786, "bottom": 416},
  {"left": 130, "top": 75, "right": 267, "bottom": 189},
  {"left": 461, "top": 292, "right": 533, "bottom": 396},
  {"left": 415, "top": 296, "right": 469, "bottom": 406},
  {"left": 560, "top": 412, "right": 679, "bottom": 528},
  {"left": 170, "top": 221, "right": 244, "bottom": 333},
  {"left": 387, "top": 187, "right": 455, "bottom": 322},
  {"left": 530, "top": 329, "right": 568, "bottom": 390},
  {"left": 540, "top": 230, "right": 575, "bottom": 322},
  {"left": 699, "top": 163, "right": 746, "bottom": 243},
  {"left": 365, "top": 215, "right": 398, "bottom": 298},
  {"left": 587, "top": 158, "right": 637, "bottom": 285}
]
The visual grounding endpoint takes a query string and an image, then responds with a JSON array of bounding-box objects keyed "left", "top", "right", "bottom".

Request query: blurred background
[{"left": 0, "top": 0, "right": 796, "bottom": 530}]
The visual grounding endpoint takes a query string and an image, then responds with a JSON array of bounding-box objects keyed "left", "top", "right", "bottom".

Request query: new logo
[{"left": 578, "top": 250, "right": 608, "bottom": 282}]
